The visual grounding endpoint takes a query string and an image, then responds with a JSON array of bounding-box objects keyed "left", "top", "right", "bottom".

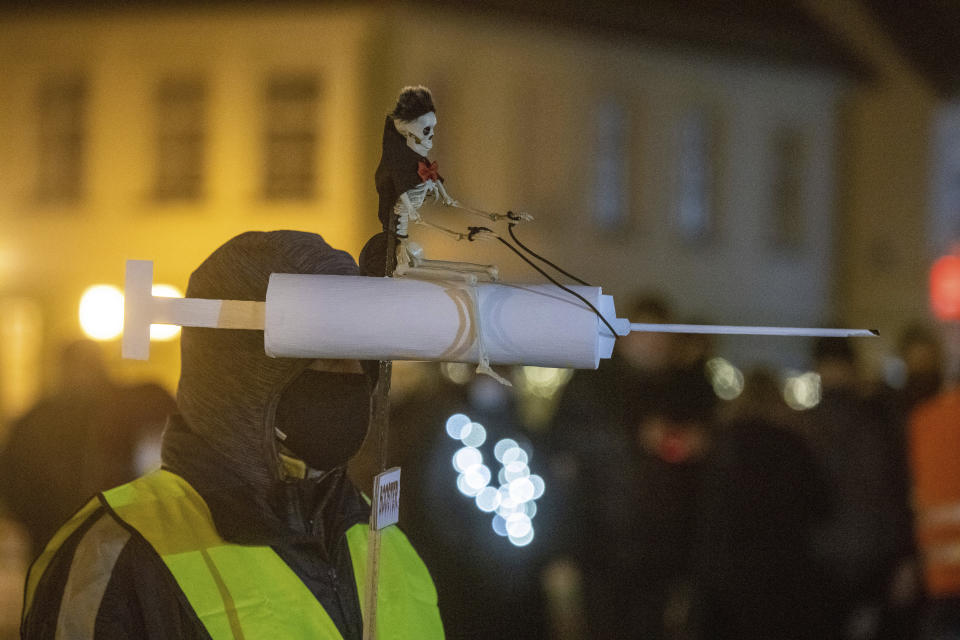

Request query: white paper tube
[{"left": 265, "top": 274, "right": 621, "bottom": 369}]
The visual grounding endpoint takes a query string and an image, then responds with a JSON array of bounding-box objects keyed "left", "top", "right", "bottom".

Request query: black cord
[
  {"left": 467, "top": 226, "right": 619, "bottom": 338},
  {"left": 506, "top": 216, "right": 591, "bottom": 286}
]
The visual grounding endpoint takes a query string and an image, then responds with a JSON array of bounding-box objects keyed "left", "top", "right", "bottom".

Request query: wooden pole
[{"left": 363, "top": 223, "right": 398, "bottom": 640}]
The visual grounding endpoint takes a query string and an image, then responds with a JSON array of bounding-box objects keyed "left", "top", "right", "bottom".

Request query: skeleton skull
[{"left": 394, "top": 111, "right": 436, "bottom": 156}]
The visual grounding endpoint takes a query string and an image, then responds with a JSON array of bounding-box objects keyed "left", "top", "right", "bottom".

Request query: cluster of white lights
[{"left": 446, "top": 413, "right": 545, "bottom": 547}]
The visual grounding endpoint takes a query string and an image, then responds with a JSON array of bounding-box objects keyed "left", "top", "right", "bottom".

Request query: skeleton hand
[
  {"left": 436, "top": 181, "right": 459, "bottom": 208},
  {"left": 506, "top": 210, "right": 534, "bottom": 223},
  {"left": 466, "top": 226, "right": 497, "bottom": 242},
  {"left": 482, "top": 210, "right": 534, "bottom": 223}
]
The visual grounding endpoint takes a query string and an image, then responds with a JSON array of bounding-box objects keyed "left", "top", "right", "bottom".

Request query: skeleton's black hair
[{"left": 390, "top": 85, "right": 435, "bottom": 122}]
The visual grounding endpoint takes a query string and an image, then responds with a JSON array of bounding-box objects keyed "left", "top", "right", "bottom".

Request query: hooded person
[{"left": 21, "top": 230, "right": 444, "bottom": 639}]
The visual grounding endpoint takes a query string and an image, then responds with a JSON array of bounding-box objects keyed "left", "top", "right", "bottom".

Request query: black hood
[{"left": 163, "top": 230, "right": 360, "bottom": 500}]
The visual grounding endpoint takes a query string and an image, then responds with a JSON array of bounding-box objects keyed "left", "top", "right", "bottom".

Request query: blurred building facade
[{"left": 0, "top": 1, "right": 946, "bottom": 425}]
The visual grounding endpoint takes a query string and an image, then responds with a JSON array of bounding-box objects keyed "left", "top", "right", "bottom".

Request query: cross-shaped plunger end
[{"left": 122, "top": 260, "right": 265, "bottom": 360}]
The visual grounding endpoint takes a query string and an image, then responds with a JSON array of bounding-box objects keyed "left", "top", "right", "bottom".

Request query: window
[
  {"left": 592, "top": 98, "right": 630, "bottom": 232},
  {"left": 676, "top": 108, "right": 718, "bottom": 244},
  {"left": 154, "top": 77, "right": 206, "bottom": 200},
  {"left": 37, "top": 76, "right": 86, "bottom": 204},
  {"left": 769, "top": 127, "right": 806, "bottom": 250},
  {"left": 930, "top": 103, "right": 960, "bottom": 257},
  {"left": 263, "top": 74, "right": 320, "bottom": 200}
]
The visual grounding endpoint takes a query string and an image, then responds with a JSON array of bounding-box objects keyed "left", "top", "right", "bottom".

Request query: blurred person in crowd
[
  {"left": 392, "top": 364, "right": 550, "bottom": 639},
  {"left": 909, "top": 369, "right": 960, "bottom": 640},
  {"left": 673, "top": 320, "right": 714, "bottom": 378},
  {"left": 544, "top": 292, "right": 718, "bottom": 639},
  {"left": 693, "top": 368, "right": 831, "bottom": 639},
  {"left": 0, "top": 339, "right": 174, "bottom": 556},
  {"left": 798, "top": 337, "right": 913, "bottom": 640},
  {"left": 625, "top": 368, "right": 715, "bottom": 640},
  {"left": 20, "top": 231, "right": 442, "bottom": 639},
  {"left": 869, "top": 321, "right": 942, "bottom": 638},
  {"left": 543, "top": 293, "right": 677, "bottom": 637},
  {"left": 894, "top": 323, "right": 945, "bottom": 416},
  {"left": 0, "top": 512, "right": 29, "bottom": 640}
]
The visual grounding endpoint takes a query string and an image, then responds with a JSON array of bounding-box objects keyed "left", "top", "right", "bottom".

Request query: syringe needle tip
[{"left": 627, "top": 323, "right": 879, "bottom": 338}]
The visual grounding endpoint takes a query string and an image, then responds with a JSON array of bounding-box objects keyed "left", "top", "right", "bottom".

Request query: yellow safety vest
[{"left": 27, "top": 469, "right": 443, "bottom": 640}]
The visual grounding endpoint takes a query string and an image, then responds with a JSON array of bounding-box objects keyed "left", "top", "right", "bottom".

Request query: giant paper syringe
[{"left": 122, "top": 260, "right": 877, "bottom": 363}]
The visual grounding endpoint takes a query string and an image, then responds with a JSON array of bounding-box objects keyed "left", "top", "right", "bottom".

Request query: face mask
[{"left": 274, "top": 370, "right": 370, "bottom": 472}]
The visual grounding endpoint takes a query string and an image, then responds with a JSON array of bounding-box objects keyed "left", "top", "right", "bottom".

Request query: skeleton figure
[
  {"left": 374, "top": 86, "right": 498, "bottom": 282},
  {"left": 368, "top": 86, "right": 514, "bottom": 383}
]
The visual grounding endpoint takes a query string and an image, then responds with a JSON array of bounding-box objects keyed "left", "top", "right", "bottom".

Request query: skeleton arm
[
  {"left": 394, "top": 192, "right": 421, "bottom": 238},
  {"left": 412, "top": 215, "right": 497, "bottom": 242},
  {"left": 437, "top": 182, "right": 534, "bottom": 224},
  {"left": 396, "top": 187, "right": 491, "bottom": 241},
  {"left": 414, "top": 218, "right": 469, "bottom": 241},
  {"left": 435, "top": 180, "right": 458, "bottom": 207}
]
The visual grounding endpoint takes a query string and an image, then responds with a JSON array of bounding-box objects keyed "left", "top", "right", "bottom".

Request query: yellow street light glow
[
  {"left": 79, "top": 282, "right": 183, "bottom": 343},
  {"left": 79, "top": 285, "right": 124, "bottom": 341},
  {"left": 150, "top": 284, "right": 183, "bottom": 341}
]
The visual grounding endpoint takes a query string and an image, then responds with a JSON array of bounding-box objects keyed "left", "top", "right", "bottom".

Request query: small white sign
[{"left": 371, "top": 467, "right": 401, "bottom": 530}]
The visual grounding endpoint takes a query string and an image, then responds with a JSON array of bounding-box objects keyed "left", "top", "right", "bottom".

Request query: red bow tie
[{"left": 417, "top": 160, "right": 442, "bottom": 183}]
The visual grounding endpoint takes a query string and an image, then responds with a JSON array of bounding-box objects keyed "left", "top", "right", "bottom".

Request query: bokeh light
[
  {"left": 79, "top": 282, "right": 183, "bottom": 342},
  {"left": 497, "top": 495, "right": 520, "bottom": 518},
  {"left": 150, "top": 284, "right": 183, "bottom": 341},
  {"left": 445, "top": 413, "right": 472, "bottom": 439},
  {"left": 475, "top": 486, "right": 502, "bottom": 512},
  {"left": 461, "top": 422, "right": 487, "bottom": 448},
  {"left": 518, "top": 366, "right": 573, "bottom": 399},
  {"left": 705, "top": 357, "right": 744, "bottom": 400},
  {"left": 494, "top": 438, "right": 518, "bottom": 462},
  {"left": 504, "top": 461, "right": 530, "bottom": 483},
  {"left": 457, "top": 473, "right": 482, "bottom": 497},
  {"left": 501, "top": 446, "right": 529, "bottom": 465},
  {"left": 508, "top": 476, "right": 535, "bottom": 503},
  {"left": 79, "top": 285, "right": 124, "bottom": 340},
  {"left": 463, "top": 463, "right": 492, "bottom": 492},
  {"left": 506, "top": 513, "right": 532, "bottom": 538},
  {"left": 491, "top": 515, "right": 508, "bottom": 537},
  {"left": 452, "top": 446, "right": 482, "bottom": 473},
  {"left": 783, "top": 371, "right": 821, "bottom": 410},
  {"left": 440, "top": 362, "right": 474, "bottom": 385},
  {"left": 509, "top": 529, "right": 535, "bottom": 547},
  {"left": 529, "top": 474, "right": 546, "bottom": 500}
]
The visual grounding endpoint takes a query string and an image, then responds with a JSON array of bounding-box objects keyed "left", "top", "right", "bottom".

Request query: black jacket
[{"left": 375, "top": 116, "right": 428, "bottom": 232}]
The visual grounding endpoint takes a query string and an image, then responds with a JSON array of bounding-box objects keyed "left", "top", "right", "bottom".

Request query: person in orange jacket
[{"left": 910, "top": 381, "right": 960, "bottom": 639}]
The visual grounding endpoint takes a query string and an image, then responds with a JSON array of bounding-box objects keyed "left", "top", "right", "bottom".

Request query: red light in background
[{"left": 931, "top": 254, "right": 960, "bottom": 321}]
